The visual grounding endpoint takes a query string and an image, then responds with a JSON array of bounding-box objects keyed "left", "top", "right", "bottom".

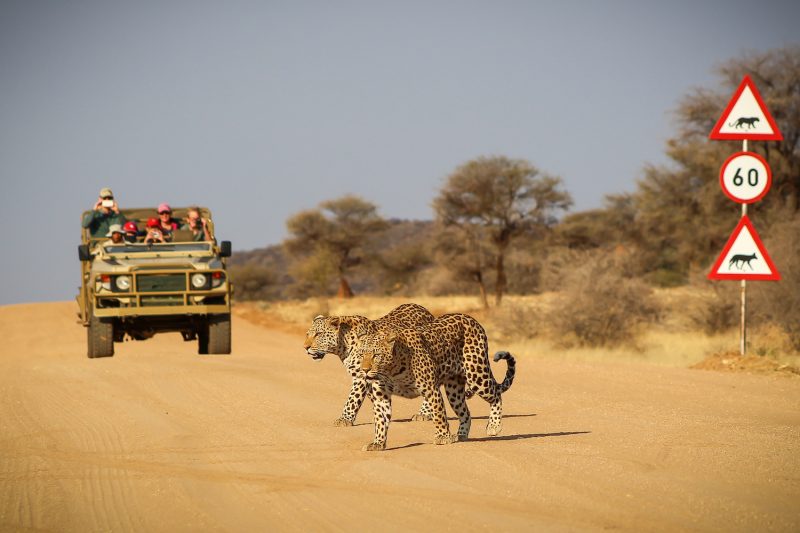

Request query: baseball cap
[
  {"left": 157, "top": 203, "right": 172, "bottom": 214},
  {"left": 99, "top": 187, "right": 114, "bottom": 198},
  {"left": 123, "top": 221, "right": 138, "bottom": 233},
  {"left": 106, "top": 224, "right": 123, "bottom": 236},
  {"left": 147, "top": 217, "right": 160, "bottom": 228}
]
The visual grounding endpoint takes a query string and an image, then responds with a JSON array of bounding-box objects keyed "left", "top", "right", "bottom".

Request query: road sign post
[{"left": 708, "top": 78, "right": 782, "bottom": 356}]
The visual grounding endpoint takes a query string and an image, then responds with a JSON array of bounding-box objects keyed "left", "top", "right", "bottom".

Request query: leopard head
[
  {"left": 359, "top": 331, "right": 399, "bottom": 381},
  {"left": 303, "top": 315, "right": 373, "bottom": 361}
]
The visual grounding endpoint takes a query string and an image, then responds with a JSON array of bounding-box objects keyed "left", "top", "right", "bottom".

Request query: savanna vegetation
[{"left": 231, "top": 46, "right": 800, "bottom": 359}]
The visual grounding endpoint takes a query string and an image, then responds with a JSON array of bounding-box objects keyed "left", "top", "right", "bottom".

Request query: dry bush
[
  {"left": 749, "top": 216, "right": 800, "bottom": 350},
  {"left": 548, "top": 254, "right": 660, "bottom": 347},
  {"left": 684, "top": 281, "right": 739, "bottom": 335},
  {"left": 486, "top": 300, "right": 543, "bottom": 342}
]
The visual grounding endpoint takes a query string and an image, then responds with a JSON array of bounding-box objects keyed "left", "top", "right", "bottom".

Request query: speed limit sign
[{"left": 719, "top": 151, "right": 772, "bottom": 204}]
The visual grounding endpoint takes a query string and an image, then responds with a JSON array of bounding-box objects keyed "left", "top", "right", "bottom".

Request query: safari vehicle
[{"left": 76, "top": 207, "right": 233, "bottom": 358}]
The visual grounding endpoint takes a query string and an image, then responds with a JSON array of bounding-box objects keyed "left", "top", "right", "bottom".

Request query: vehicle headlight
[
  {"left": 191, "top": 273, "right": 208, "bottom": 289},
  {"left": 115, "top": 275, "right": 131, "bottom": 291}
]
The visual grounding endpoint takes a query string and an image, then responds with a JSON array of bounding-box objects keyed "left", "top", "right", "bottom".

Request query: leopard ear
[
  {"left": 328, "top": 316, "right": 341, "bottom": 327},
  {"left": 313, "top": 315, "right": 325, "bottom": 321},
  {"left": 386, "top": 332, "right": 399, "bottom": 343}
]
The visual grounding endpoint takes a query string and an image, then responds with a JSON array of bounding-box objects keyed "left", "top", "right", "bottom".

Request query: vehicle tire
[
  {"left": 88, "top": 314, "right": 114, "bottom": 358},
  {"left": 207, "top": 315, "right": 231, "bottom": 354},
  {"left": 197, "top": 323, "right": 209, "bottom": 354}
]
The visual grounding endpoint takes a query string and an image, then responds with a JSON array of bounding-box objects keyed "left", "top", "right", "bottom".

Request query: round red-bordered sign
[{"left": 719, "top": 151, "right": 772, "bottom": 204}]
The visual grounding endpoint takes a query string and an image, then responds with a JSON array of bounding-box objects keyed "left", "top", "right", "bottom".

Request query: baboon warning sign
[
  {"left": 709, "top": 75, "right": 783, "bottom": 141},
  {"left": 708, "top": 215, "right": 780, "bottom": 280}
]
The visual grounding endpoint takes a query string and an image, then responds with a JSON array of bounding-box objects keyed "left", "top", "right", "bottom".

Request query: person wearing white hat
[
  {"left": 82, "top": 187, "right": 126, "bottom": 238},
  {"left": 103, "top": 224, "right": 125, "bottom": 246}
]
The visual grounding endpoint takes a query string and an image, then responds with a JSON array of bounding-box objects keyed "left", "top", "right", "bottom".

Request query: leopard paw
[
  {"left": 333, "top": 417, "right": 354, "bottom": 427},
  {"left": 486, "top": 424, "right": 501, "bottom": 437},
  {"left": 433, "top": 434, "right": 458, "bottom": 445},
  {"left": 362, "top": 442, "right": 386, "bottom": 451}
]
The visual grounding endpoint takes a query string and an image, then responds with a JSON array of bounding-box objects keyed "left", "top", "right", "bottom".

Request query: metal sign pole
[{"left": 740, "top": 138, "right": 748, "bottom": 356}]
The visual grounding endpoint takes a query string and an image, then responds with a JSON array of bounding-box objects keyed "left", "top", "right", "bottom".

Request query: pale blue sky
[{"left": 1, "top": 0, "right": 798, "bottom": 304}]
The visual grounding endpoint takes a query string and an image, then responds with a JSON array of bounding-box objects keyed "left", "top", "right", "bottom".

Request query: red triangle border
[
  {"left": 707, "top": 215, "right": 781, "bottom": 280},
  {"left": 709, "top": 75, "right": 783, "bottom": 141}
]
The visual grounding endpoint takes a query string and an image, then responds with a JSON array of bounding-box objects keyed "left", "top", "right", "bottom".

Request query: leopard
[
  {"left": 356, "top": 313, "right": 516, "bottom": 451},
  {"left": 303, "top": 303, "right": 436, "bottom": 427}
]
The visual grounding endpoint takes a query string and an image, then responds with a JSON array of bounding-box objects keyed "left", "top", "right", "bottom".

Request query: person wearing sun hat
[
  {"left": 103, "top": 224, "right": 125, "bottom": 246},
  {"left": 82, "top": 187, "right": 126, "bottom": 238}
]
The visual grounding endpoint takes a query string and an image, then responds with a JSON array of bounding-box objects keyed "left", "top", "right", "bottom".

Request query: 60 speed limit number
[{"left": 719, "top": 152, "right": 772, "bottom": 204}]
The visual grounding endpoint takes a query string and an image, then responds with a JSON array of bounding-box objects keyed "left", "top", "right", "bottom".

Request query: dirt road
[{"left": 1, "top": 302, "right": 799, "bottom": 532}]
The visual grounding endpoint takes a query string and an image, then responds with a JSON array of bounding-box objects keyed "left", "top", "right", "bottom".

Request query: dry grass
[{"left": 237, "top": 289, "right": 799, "bottom": 369}]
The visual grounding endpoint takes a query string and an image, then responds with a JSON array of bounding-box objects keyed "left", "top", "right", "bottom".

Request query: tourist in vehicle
[
  {"left": 182, "top": 206, "right": 212, "bottom": 241},
  {"left": 82, "top": 187, "right": 126, "bottom": 238},
  {"left": 104, "top": 224, "right": 125, "bottom": 246},
  {"left": 156, "top": 203, "right": 179, "bottom": 241},
  {"left": 144, "top": 218, "right": 166, "bottom": 244},
  {"left": 123, "top": 221, "right": 140, "bottom": 243}
]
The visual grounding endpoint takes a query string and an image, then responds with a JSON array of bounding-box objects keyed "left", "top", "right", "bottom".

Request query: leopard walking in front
[
  {"left": 303, "top": 303, "right": 436, "bottom": 426},
  {"left": 357, "top": 313, "right": 516, "bottom": 451}
]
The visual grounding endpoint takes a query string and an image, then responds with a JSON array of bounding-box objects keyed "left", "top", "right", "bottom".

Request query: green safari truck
[{"left": 76, "top": 207, "right": 233, "bottom": 357}]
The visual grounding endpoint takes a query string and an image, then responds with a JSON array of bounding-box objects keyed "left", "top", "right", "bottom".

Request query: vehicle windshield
[{"left": 103, "top": 242, "right": 212, "bottom": 254}]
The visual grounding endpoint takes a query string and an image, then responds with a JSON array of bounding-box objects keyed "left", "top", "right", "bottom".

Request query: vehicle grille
[
  {"left": 141, "top": 296, "right": 184, "bottom": 307},
  {"left": 137, "top": 274, "right": 186, "bottom": 293}
]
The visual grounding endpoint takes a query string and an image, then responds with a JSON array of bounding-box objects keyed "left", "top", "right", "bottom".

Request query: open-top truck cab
[{"left": 77, "top": 206, "right": 233, "bottom": 357}]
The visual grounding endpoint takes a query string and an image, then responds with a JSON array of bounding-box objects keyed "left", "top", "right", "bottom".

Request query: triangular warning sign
[
  {"left": 708, "top": 215, "right": 780, "bottom": 280},
  {"left": 709, "top": 75, "right": 783, "bottom": 141}
]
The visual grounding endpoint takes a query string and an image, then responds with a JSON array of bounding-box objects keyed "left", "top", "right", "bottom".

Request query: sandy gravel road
[{"left": 1, "top": 302, "right": 799, "bottom": 532}]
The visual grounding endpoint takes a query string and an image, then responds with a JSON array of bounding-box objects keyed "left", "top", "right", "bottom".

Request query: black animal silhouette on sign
[
  {"left": 729, "top": 117, "right": 760, "bottom": 129},
  {"left": 729, "top": 252, "right": 757, "bottom": 270}
]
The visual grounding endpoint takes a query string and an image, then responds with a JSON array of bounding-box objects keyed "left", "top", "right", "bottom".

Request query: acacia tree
[
  {"left": 433, "top": 155, "right": 573, "bottom": 305},
  {"left": 284, "top": 195, "right": 387, "bottom": 298}
]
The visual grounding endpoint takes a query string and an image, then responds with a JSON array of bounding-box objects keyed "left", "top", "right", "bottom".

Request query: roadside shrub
[
  {"left": 488, "top": 301, "right": 542, "bottom": 341},
  {"left": 749, "top": 216, "right": 800, "bottom": 351},
  {"left": 685, "top": 282, "right": 739, "bottom": 335},
  {"left": 229, "top": 264, "right": 277, "bottom": 301},
  {"left": 549, "top": 254, "right": 660, "bottom": 347}
]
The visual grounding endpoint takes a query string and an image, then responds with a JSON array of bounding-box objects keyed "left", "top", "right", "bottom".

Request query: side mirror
[
  {"left": 219, "top": 240, "right": 232, "bottom": 258},
  {"left": 78, "top": 244, "right": 92, "bottom": 262}
]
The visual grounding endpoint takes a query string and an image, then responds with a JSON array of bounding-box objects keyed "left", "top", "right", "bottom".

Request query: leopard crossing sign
[{"left": 709, "top": 75, "right": 783, "bottom": 141}]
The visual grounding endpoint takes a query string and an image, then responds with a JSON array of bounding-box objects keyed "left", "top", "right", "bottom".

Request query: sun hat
[
  {"left": 157, "top": 202, "right": 172, "bottom": 214},
  {"left": 147, "top": 217, "right": 160, "bottom": 228},
  {"left": 99, "top": 187, "right": 114, "bottom": 198},
  {"left": 123, "top": 221, "right": 138, "bottom": 233},
  {"left": 106, "top": 224, "right": 123, "bottom": 237}
]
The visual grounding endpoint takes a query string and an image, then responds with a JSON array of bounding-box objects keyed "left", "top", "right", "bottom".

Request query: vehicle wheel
[
  {"left": 88, "top": 315, "right": 114, "bottom": 358},
  {"left": 197, "top": 323, "right": 209, "bottom": 354},
  {"left": 207, "top": 315, "right": 231, "bottom": 354}
]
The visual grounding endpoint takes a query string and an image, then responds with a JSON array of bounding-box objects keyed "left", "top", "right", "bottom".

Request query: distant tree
[
  {"left": 433, "top": 155, "right": 572, "bottom": 305},
  {"left": 433, "top": 223, "right": 494, "bottom": 308},
  {"left": 284, "top": 195, "right": 388, "bottom": 298}
]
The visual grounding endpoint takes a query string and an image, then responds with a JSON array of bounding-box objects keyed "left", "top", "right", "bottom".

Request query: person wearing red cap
[
  {"left": 144, "top": 217, "right": 166, "bottom": 244},
  {"left": 156, "top": 202, "right": 179, "bottom": 241},
  {"left": 123, "top": 221, "right": 140, "bottom": 243}
]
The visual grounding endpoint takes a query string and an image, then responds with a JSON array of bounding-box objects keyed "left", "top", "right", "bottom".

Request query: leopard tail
[{"left": 492, "top": 351, "right": 516, "bottom": 393}]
